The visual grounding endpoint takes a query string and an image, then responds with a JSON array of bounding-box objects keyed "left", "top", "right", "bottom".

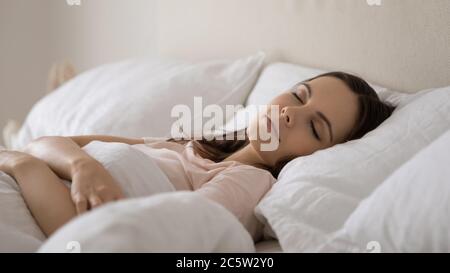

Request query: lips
[
  {"left": 265, "top": 114, "right": 280, "bottom": 142},
  {"left": 266, "top": 115, "right": 272, "bottom": 133}
]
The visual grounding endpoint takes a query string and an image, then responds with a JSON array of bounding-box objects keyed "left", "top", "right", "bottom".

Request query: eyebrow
[{"left": 300, "top": 82, "right": 334, "bottom": 143}]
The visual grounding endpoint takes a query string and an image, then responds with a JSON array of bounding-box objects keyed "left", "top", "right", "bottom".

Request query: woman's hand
[{"left": 70, "top": 159, "right": 124, "bottom": 214}]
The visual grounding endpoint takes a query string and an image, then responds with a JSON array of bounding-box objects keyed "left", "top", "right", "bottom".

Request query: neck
[{"left": 224, "top": 144, "right": 268, "bottom": 169}]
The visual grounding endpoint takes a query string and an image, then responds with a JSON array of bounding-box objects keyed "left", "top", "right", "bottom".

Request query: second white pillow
[
  {"left": 11, "top": 52, "right": 266, "bottom": 150},
  {"left": 334, "top": 129, "right": 450, "bottom": 252}
]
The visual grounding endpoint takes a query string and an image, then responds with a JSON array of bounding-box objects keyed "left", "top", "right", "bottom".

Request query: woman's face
[{"left": 247, "top": 76, "right": 359, "bottom": 167}]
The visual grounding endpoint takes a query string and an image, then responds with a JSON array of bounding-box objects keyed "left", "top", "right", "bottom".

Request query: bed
[{"left": 1, "top": 0, "right": 450, "bottom": 253}]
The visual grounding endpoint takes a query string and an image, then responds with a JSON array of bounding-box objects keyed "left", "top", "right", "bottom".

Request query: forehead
[{"left": 306, "top": 76, "right": 359, "bottom": 142}]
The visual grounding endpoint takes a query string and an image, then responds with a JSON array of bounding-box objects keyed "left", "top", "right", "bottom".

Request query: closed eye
[
  {"left": 291, "top": 92, "right": 304, "bottom": 104},
  {"left": 310, "top": 120, "right": 321, "bottom": 141}
]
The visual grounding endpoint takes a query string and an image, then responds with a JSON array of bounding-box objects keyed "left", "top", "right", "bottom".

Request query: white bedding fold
[
  {"left": 0, "top": 141, "right": 254, "bottom": 252},
  {"left": 38, "top": 191, "right": 255, "bottom": 252}
]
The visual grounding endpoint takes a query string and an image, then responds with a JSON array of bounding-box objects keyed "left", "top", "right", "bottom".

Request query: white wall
[
  {"left": 48, "top": 0, "right": 158, "bottom": 72},
  {"left": 0, "top": 0, "right": 157, "bottom": 145},
  {"left": 0, "top": 0, "right": 53, "bottom": 146}
]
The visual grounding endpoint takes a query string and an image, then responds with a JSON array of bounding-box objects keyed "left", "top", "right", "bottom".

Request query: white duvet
[{"left": 0, "top": 141, "right": 254, "bottom": 252}]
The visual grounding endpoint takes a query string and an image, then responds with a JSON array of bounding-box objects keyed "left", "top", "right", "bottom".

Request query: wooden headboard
[{"left": 156, "top": 0, "right": 450, "bottom": 93}]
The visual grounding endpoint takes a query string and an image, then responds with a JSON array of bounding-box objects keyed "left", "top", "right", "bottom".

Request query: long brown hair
[{"left": 168, "top": 72, "right": 396, "bottom": 178}]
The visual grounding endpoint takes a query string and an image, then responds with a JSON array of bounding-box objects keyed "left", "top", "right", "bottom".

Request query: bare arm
[
  {"left": 23, "top": 135, "right": 145, "bottom": 180},
  {"left": 0, "top": 152, "right": 77, "bottom": 236},
  {"left": 69, "top": 135, "right": 145, "bottom": 148},
  {"left": 23, "top": 135, "right": 145, "bottom": 213}
]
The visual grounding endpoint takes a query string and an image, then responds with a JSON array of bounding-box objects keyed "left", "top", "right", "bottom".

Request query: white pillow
[
  {"left": 245, "top": 63, "right": 330, "bottom": 107},
  {"left": 252, "top": 64, "right": 450, "bottom": 252},
  {"left": 11, "top": 52, "right": 266, "bottom": 150},
  {"left": 334, "top": 129, "right": 450, "bottom": 252},
  {"left": 38, "top": 192, "right": 255, "bottom": 253}
]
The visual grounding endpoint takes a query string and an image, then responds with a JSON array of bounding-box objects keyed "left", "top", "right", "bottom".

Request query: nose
[
  {"left": 280, "top": 105, "right": 311, "bottom": 128},
  {"left": 281, "top": 106, "right": 295, "bottom": 128}
]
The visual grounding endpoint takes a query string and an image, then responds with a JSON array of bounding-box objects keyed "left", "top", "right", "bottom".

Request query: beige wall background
[
  {"left": 0, "top": 0, "right": 157, "bottom": 145},
  {"left": 1, "top": 0, "right": 52, "bottom": 146},
  {"left": 157, "top": 0, "right": 450, "bottom": 93},
  {"left": 1, "top": 0, "right": 449, "bottom": 146}
]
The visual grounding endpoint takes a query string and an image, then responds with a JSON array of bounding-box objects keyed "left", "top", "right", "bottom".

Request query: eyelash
[
  {"left": 310, "top": 121, "right": 320, "bottom": 141},
  {"left": 291, "top": 92, "right": 320, "bottom": 141},
  {"left": 291, "top": 91, "right": 304, "bottom": 104}
]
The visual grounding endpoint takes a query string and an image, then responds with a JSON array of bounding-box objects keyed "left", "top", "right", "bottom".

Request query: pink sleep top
[{"left": 132, "top": 137, "right": 277, "bottom": 242}]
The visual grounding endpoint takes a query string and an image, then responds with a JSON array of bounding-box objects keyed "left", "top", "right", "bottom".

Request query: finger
[
  {"left": 96, "top": 189, "right": 115, "bottom": 203},
  {"left": 97, "top": 192, "right": 122, "bottom": 202},
  {"left": 88, "top": 194, "right": 103, "bottom": 208},
  {"left": 74, "top": 195, "right": 88, "bottom": 215},
  {"left": 115, "top": 192, "right": 125, "bottom": 200},
  {"left": 107, "top": 191, "right": 124, "bottom": 201}
]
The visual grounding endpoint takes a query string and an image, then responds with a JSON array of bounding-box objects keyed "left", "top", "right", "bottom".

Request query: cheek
[
  {"left": 247, "top": 110, "right": 272, "bottom": 142},
  {"left": 246, "top": 117, "right": 258, "bottom": 141},
  {"left": 281, "top": 129, "right": 317, "bottom": 157}
]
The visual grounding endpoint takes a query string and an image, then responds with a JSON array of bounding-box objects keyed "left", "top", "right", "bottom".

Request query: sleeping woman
[{"left": 0, "top": 71, "right": 395, "bottom": 242}]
